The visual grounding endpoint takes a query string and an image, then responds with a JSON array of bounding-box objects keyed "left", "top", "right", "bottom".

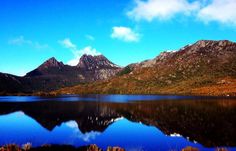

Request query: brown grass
[{"left": 51, "top": 76, "right": 236, "bottom": 96}]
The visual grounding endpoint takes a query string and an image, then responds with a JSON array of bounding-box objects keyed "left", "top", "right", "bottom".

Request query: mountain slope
[
  {"left": 0, "top": 73, "right": 24, "bottom": 94},
  {"left": 53, "top": 40, "right": 236, "bottom": 96},
  {"left": 25, "top": 57, "right": 65, "bottom": 77},
  {"left": 0, "top": 54, "right": 121, "bottom": 94},
  {"left": 76, "top": 55, "right": 121, "bottom": 81}
]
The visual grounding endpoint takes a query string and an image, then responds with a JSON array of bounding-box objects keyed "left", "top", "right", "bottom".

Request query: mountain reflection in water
[{"left": 0, "top": 96, "right": 235, "bottom": 151}]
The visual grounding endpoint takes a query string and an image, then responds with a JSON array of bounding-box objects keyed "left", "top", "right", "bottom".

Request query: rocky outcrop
[
  {"left": 77, "top": 55, "right": 120, "bottom": 70},
  {"left": 77, "top": 55, "right": 121, "bottom": 81}
]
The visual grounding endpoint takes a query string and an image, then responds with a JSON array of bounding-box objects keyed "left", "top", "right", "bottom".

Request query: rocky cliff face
[
  {"left": 129, "top": 40, "right": 236, "bottom": 71},
  {"left": 120, "top": 40, "right": 236, "bottom": 81},
  {"left": 77, "top": 55, "right": 121, "bottom": 81},
  {"left": 77, "top": 55, "right": 120, "bottom": 70}
]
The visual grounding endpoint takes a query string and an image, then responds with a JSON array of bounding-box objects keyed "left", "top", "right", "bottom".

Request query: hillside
[{"left": 52, "top": 40, "right": 236, "bottom": 96}]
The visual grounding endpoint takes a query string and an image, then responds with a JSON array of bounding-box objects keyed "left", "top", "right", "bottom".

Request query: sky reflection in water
[
  {"left": 0, "top": 95, "right": 235, "bottom": 151},
  {"left": 0, "top": 111, "right": 233, "bottom": 151}
]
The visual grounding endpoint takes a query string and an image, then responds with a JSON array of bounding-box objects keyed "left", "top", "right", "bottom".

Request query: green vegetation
[{"left": 117, "top": 66, "right": 132, "bottom": 76}]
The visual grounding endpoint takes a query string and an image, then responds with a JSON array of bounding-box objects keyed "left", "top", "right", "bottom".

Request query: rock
[
  {"left": 217, "top": 80, "right": 226, "bottom": 84},
  {"left": 77, "top": 55, "right": 120, "bottom": 71},
  {"left": 166, "top": 80, "right": 172, "bottom": 85},
  {"left": 196, "top": 40, "right": 207, "bottom": 48}
]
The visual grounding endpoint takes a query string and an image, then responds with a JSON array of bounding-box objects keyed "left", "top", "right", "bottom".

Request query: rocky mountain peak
[
  {"left": 195, "top": 40, "right": 234, "bottom": 48},
  {"left": 121, "top": 40, "right": 236, "bottom": 74},
  {"left": 77, "top": 54, "right": 120, "bottom": 70},
  {"left": 39, "top": 57, "right": 64, "bottom": 69},
  {"left": 25, "top": 57, "right": 65, "bottom": 77},
  {"left": 179, "top": 40, "right": 236, "bottom": 55}
]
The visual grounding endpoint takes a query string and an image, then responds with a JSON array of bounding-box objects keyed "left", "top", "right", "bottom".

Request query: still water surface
[{"left": 0, "top": 95, "right": 235, "bottom": 151}]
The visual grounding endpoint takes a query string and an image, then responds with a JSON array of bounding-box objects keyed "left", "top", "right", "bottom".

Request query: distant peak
[
  {"left": 39, "top": 57, "right": 64, "bottom": 69},
  {"left": 77, "top": 54, "right": 120, "bottom": 70},
  {"left": 80, "top": 54, "right": 104, "bottom": 58},
  {"left": 78, "top": 54, "right": 108, "bottom": 64},
  {"left": 48, "top": 57, "right": 57, "bottom": 61},
  {"left": 193, "top": 40, "right": 234, "bottom": 48}
]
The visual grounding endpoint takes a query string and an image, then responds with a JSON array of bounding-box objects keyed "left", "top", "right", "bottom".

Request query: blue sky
[{"left": 0, "top": 0, "right": 236, "bottom": 76}]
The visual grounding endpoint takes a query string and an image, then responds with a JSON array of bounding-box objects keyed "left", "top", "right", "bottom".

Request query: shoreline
[
  {"left": 1, "top": 91, "right": 236, "bottom": 97},
  {"left": 0, "top": 144, "right": 124, "bottom": 151}
]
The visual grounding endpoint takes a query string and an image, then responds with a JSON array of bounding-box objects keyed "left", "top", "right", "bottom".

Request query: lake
[{"left": 0, "top": 95, "right": 235, "bottom": 151}]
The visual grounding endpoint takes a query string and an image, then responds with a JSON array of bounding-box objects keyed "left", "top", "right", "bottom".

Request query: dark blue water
[
  {"left": 0, "top": 94, "right": 212, "bottom": 102},
  {"left": 0, "top": 95, "right": 235, "bottom": 151},
  {"left": 0, "top": 112, "right": 210, "bottom": 151}
]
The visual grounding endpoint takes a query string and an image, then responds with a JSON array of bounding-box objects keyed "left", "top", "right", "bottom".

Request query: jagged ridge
[
  {"left": 54, "top": 40, "right": 236, "bottom": 96},
  {"left": 0, "top": 54, "right": 121, "bottom": 94}
]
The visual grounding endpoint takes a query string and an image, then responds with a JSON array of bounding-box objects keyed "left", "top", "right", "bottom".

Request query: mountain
[
  {"left": 1, "top": 40, "right": 236, "bottom": 96},
  {"left": 54, "top": 40, "right": 236, "bottom": 96},
  {"left": 25, "top": 57, "right": 65, "bottom": 77},
  {"left": 76, "top": 55, "right": 121, "bottom": 80},
  {"left": 26, "top": 55, "right": 120, "bottom": 78},
  {"left": 0, "top": 73, "right": 24, "bottom": 94},
  {"left": 77, "top": 55, "right": 119, "bottom": 70},
  {"left": 0, "top": 54, "right": 121, "bottom": 94}
]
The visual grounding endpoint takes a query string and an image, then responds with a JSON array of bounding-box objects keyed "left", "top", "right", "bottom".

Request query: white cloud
[
  {"left": 198, "top": 0, "right": 236, "bottom": 25},
  {"left": 65, "top": 121, "right": 78, "bottom": 129},
  {"left": 85, "top": 35, "right": 95, "bottom": 41},
  {"left": 65, "top": 121, "right": 100, "bottom": 142},
  {"left": 127, "top": 0, "right": 236, "bottom": 26},
  {"left": 78, "top": 131, "right": 101, "bottom": 142},
  {"left": 8, "top": 36, "right": 49, "bottom": 49},
  {"left": 67, "top": 46, "right": 101, "bottom": 66},
  {"left": 127, "top": 0, "right": 200, "bottom": 21},
  {"left": 17, "top": 70, "right": 27, "bottom": 77},
  {"left": 111, "top": 26, "right": 140, "bottom": 42},
  {"left": 59, "top": 38, "right": 101, "bottom": 66},
  {"left": 59, "top": 38, "right": 77, "bottom": 50},
  {"left": 34, "top": 42, "right": 49, "bottom": 49},
  {"left": 9, "top": 36, "right": 32, "bottom": 45}
]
